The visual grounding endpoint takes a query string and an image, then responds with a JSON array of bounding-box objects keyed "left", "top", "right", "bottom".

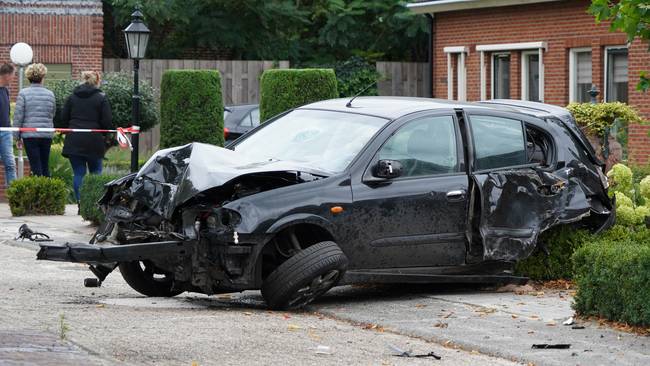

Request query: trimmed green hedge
[
  {"left": 160, "top": 70, "right": 224, "bottom": 148},
  {"left": 515, "top": 226, "right": 591, "bottom": 280},
  {"left": 573, "top": 227, "right": 650, "bottom": 326},
  {"left": 259, "top": 69, "right": 338, "bottom": 121},
  {"left": 7, "top": 176, "right": 67, "bottom": 216},
  {"left": 79, "top": 174, "right": 120, "bottom": 225}
]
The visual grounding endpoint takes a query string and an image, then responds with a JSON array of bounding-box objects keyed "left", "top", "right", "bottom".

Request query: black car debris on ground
[{"left": 38, "top": 97, "right": 614, "bottom": 309}]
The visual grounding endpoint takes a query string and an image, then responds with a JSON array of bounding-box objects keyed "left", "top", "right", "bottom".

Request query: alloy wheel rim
[{"left": 287, "top": 269, "right": 340, "bottom": 308}]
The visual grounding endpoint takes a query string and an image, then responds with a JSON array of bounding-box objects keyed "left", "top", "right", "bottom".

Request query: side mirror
[{"left": 374, "top": 159, "right": 403, "bottom": 179}]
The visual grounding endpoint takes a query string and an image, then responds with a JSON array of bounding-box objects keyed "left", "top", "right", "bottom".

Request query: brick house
[
  {"left": 408, "top": 0, "right": 650, "bottom": 165},
  {"left": 0, "top": 0, "right": 103, "bottom": 98}
]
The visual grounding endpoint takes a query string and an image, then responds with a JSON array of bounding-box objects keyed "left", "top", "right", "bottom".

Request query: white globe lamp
[{"left": 10, "top": 42, "right": 33, "bottom": 66}]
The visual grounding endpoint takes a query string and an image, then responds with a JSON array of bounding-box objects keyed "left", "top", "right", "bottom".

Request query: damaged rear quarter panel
[{"left": 467, "top": 111, "right": 612, "bottom": 262}]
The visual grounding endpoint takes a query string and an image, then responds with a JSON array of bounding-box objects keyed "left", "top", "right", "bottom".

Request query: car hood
[{"left": 118, "top": 143, "right": 329, "bottom": 219}]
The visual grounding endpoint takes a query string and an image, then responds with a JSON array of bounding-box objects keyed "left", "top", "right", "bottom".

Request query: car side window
[
  {"left": 378, "top": 115, "right": 459, "bottom": 177},
  {"left": 470, "top": 115, "right": 527, "bottom": 171},
  {"left": 250, "top": 108, "right": 260, "bottom": 126},
  {"left": 240, "top": 112, "right": 253, "bottom": 127}
]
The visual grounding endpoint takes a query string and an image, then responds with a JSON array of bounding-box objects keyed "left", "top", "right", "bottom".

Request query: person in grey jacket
[{"left": 13, "top": 63, "right": 56, "bottom": 177}]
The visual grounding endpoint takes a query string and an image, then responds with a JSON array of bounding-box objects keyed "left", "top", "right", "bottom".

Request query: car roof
[
  {"left": 299, "top": 97, "right": 498, "bottom": 119},
  {"left": 479, "top": 99, "right": 573, "bottom": 122},
  {"left": 300, "top": 97, "right": 578, "bottom": 125}
]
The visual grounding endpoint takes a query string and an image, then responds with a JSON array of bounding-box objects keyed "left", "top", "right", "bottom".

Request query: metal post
[
  {"left": 16, "top": 66, "right": 24, "bottom": 179},
  {"left": 130, "top": 59, "right": 140, "bottom": 173}
]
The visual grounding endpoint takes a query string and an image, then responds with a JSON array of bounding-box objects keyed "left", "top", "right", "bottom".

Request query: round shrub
[
  {"left": 47, "top": 72, "right": 159, "bottom": 132},
  {"left": 259, "top": 69, "right": 338, "bottom": 122},
  {"left": 7, "top": 176, "right": 67, "bottom": 216},
  {"left": 566, "top": 102, "right": 643, "bottom": 137},
  {"left": 617, "top": 205, "right": 637, "bottom": 226},
  {"left": 79, "top": 174, "right": 121, "bottom": 225},
  {"left": 607, "top": 163, "right": 633, "bottom": 197},
  {"left": 160, "top": 70, "right": 224, "bottom": 148},
  {"left": 614, "top": 191, "right": 634, "bottom": 208},
  {"left": 640, "top": 175, "right": 650, "bottom": 202}
]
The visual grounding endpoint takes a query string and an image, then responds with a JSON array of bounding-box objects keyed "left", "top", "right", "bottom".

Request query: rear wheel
[
  {"left": 119, "top": 260, "right": 183, "bottom": 297},
  {"left": 261, "top": 241, "right": 348, "bottom": 310}
]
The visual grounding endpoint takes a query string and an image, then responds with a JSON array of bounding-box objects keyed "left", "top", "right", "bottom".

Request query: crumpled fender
[{"left": 265, "top": 213, "right": 336, "bottom": 237}]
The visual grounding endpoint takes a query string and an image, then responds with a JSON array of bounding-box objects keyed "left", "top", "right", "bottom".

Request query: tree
[
  {"left": 590, "top": 0, "right": 650, "bottom": 91},
  {"left": 104, "top": 0, "right": 428, "bottom": 63}
]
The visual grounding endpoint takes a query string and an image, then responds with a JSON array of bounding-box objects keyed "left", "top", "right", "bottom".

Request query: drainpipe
[{"left": 426, "top": 14, "right": 434, "bottom": 98}]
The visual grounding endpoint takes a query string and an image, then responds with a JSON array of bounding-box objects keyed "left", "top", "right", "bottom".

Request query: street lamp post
[
  {"left": 123, "top": 9, "right": 150, "bottom": 173},
  {"left": 10, "top": 42, "right": 33, "bottom": 179}
]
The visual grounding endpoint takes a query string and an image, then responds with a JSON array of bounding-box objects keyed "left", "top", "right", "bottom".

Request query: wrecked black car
[{"left": 37, "top": 97, "right": 614, "bottom": 309}]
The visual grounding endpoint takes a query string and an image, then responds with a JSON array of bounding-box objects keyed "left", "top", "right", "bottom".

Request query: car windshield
[{"left": 233, "top": 109, "right": 388, "bottom": 173}]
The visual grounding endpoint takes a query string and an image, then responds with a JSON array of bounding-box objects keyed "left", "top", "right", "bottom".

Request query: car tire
[
  {"left": 119, "top": 260, "right": 183, "bottom": 297},
  {"left": 261, "top": 241, "right": 348, "bottom": 310}
]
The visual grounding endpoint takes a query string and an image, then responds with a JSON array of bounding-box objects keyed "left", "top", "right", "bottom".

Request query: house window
[
  {"left": 492, "top": 54, "right": 511, "bottom": 99},
  {"left": 444, "top": 47, "right": 468, "bottom": 101},
  {"left": 569, "top": 48, "right": 592, "bottom": 103},
  {"left": 605, "top": 47, "right": 628, "bottom": 103},
  {"left": 522, "top": 51, "right": 540, "bottom": 102}
]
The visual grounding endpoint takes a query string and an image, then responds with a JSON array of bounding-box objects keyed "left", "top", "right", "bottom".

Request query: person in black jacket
[{"left": 61, "top": 71, "right": 113, "bottom": 202}]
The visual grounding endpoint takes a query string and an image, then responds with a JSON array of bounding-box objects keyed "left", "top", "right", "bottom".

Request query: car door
[
  {"left": 463, "top": 109, "right": 592, "bottom": 262},
  {"left": 350, "top": 112, "right": 469, "bottom": 269}
]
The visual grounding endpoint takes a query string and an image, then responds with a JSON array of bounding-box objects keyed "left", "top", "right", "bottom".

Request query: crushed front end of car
[{"left": 37, "top": 142, "right": 329, "bottom": 297}]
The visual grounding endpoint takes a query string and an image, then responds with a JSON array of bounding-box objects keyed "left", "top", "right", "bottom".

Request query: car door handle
[{"left": 446, "top": 190, "right": 466, "bottom": 201}]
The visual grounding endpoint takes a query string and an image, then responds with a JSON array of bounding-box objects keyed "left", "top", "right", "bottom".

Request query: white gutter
[{"left": 407, "top": 0, "right": 562, "bottom": 14}]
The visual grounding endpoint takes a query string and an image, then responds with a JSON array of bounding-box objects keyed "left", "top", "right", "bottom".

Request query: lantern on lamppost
[
  {"left": 10, "top": 42, "right": 33, "bottom": 179},
  {"left": 123, "top": 8, "right": 150, "bottom": 173}
]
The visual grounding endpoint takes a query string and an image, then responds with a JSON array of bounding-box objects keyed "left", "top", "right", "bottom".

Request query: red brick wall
[
  {"left": 431, "top": 0, "right": 650, "bottom": 165},
  {"left": 0, "top": 10, "right": 103, "bottom": 100},
  {"left": 628, "top": 124, "right": 650, "bottom": 165}
]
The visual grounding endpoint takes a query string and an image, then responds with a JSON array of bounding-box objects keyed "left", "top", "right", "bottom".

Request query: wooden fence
[
  {"left": 102, "top": 59, "right": 427, "bottom": 154},
  {"left": 103, "top": 59, "right": 290, "bottom": 153},
  {"left": 375, "top": 61, "right": 429, "bottom": 98}
]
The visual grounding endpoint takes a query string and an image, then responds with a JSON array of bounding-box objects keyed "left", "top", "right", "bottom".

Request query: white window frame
[
  {"left": 444, "top": 46, "right": 469, "bottom": 101},
  {"left": 521, "top": 50, "right": 541, "bottom": 102},
  {"left": 604, "top": 45, "right": 629, "bottom": 102},
  {"left": 491, "top": 52, "right": 511, "bottom": 100},
  {"left": 477, "top": 41, "right": 546, "bottom": 101},
  {"left": 569, "top": 47, "right": 592, "bottom": 103}
]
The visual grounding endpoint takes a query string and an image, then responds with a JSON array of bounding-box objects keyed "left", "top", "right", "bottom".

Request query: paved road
[
  {"left": 0, "top": 239, "right": 518, "bottom": 366},
  {"left": 1, "top": 206, "right": 648, "bottom": 365}
]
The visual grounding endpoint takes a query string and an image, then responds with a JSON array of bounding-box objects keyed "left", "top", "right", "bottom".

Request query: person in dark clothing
[{"left": 61, "top": 71, "right": 113, "bottom": 201}]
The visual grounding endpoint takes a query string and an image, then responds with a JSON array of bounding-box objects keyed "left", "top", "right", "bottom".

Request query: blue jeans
[
  {"left": 69, "top": 155, "right": 103, "bottom": 201},
  {"left": 23, "top": 138, "right": 52, "bottom": 177},
  {"left": 0, "top": 131, "right": 16, "bottom": 187}
]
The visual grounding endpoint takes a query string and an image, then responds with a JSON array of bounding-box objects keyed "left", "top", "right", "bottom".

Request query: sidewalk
[{"left": 0, "top": 203, "right": 95, "bottom": 246}]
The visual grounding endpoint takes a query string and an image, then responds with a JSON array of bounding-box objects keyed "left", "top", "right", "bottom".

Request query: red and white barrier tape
[{"left": 0, "top": 126, "right": 140, "bottom": 150}]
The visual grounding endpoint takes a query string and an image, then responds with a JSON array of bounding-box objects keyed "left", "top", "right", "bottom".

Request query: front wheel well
[{"left": 258, "top": 223, "right": 336, "bottom": 282}]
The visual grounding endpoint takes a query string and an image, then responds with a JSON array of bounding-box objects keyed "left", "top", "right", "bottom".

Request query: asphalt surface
[
  {"left": 0, "top": 218, "right": 518, "bottom": 365},
  {"left": 1, "top": 205, "right": 648, "bottom": 365}
]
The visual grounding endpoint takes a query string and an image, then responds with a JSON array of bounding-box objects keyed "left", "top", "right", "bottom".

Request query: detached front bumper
[{"left": 36, "top": 240, "right": 194, "bottom": 264}]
